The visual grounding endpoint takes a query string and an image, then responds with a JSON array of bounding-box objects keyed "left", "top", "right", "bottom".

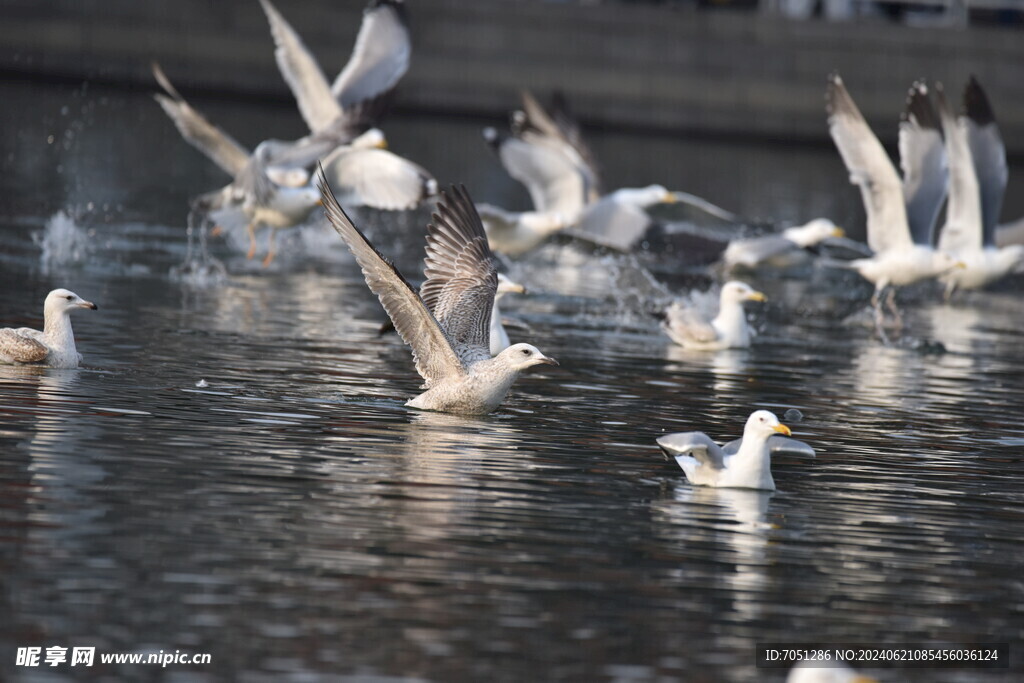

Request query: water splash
[
  {"left": 33, "top": 210, "right": 92, "bottom": 272},
  {"left": 169, "top": 208, "right": 228, "bottom": 287}
]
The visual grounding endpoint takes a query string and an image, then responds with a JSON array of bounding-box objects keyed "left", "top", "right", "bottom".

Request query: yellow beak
[
  {"left": 747, "top": 291, "right": 767, "bottom": 303},
  {"left": 956, "top": 261, "right": 967, "bottom": 269},
  {"left": 375, "top": 138, "right": 388, "bottom": 150},
  {"left": 773, "top": 423, "right": 791, "bottom": 436},
  {"left": 662, "top": 192, "right": 678, "bottom": 204},
  {"left": 832, "top": 226, "right": 845, "bottom": 238}
]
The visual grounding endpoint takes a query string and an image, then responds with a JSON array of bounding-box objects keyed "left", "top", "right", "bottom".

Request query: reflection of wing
[
  {"left": 963, "top": 76, "right": 1008, "bottom": 247},
  {"left": 826, "top": 74, "right": 912, "bottom": 253},
  {"left": 662, "top": 300, "right": 718, "bottom": 346},
  {"left": 317, "top": 168, "right": 464, "bottom": 387},
  {"left": 331, "top": 0, "right": 411, "bottom": 108},
  {"left": 260, "top": 0, "right": 341, "bottom": 133},
  {"left": 935, "top": 85, "right": 981, "bottom": 255},
  {"left": 899, "top": 81, "right": 947, "bottom": 246},
  {"left": 0, "top": 328, "right": 49, "bottom": 364},
  {"left": 321, "top": 147, "right": 434, "bottom": 210},
  {"left": 722, "top": 435, "right": 816, "bottom": 458},
  {"left": 656, "top": 432, "right": 726, "bottom": 470},
  {"left": 420, "top": 186, "right": 498, "bottom": 362},
  {"left": 152, "top": 63, "right": 250, "bottom": 177}
]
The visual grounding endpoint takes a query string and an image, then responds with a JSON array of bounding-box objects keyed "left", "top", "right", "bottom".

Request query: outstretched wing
[
  {"left": 152, "top": 63, "right": 250, "bottom": 177},
  {"left": 331, "top": 0, "right": 411, "bottom": 109},
  {"left": 317, "top": 167, "right": 464, "bottom": 387},
  {"left": 826, "top": 73, "right": 912, "bottom": 254},
  {"left": 899, "top": 81, "right": 948, "bottom": 246},
  {"left": 0, "top": 328, "right": 48, "bottom": 364},
  {"left": 963, "top": 76, "right": 1008, "bottom": 247},
  {"left": 259, "top": 0, "right": 342, "bottom": 134},
  {"left": 419, "top": 185, "right": 499, "bottom": 362},
  {"left": 656, "top": 431, "right": 727, "bottom": 470},
  {"left": 935, "top": 84, "right": 982, "bottom": 255}
]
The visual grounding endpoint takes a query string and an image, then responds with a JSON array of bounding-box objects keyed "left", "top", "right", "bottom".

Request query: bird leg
[
  {"left": 262, "top": 228, "right": 278, "bottom": 268},
  {"left": 246, "top": 222, "right": 258, "bottom": 260},
  {"left": 885, "top": 288, "right": 903, "bottom": 330}
]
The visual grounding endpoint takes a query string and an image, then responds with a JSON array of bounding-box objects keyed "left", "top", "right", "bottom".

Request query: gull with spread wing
[
  {"left": 657, "top": 410, "right": 810, "bottom": 491},
  {"left": 935, "top": 77, "right": 1024, "bottom": 297},
  {"left": 660, "top": 281, "right": 766, "bottom": 350},
  {"left": 826, "top": 74, "right": 962, "bottom": 329},
  {"left": 318, "top": 170, "right": 558, "bottom": 415}
]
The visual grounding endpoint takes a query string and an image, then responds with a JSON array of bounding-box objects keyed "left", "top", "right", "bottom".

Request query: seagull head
[
  {"left": 498, "top": 343, "right": 558, "bottom": 371},
  {"left": 743, "top": 410, "right": 791, "bottom": 441},
  {"left": 496, "top": 273, "right": 527, "bottom": 297},
  {"left": 932, "top": 251, "right": 967, "bottom": 275},
  {"left": 45, "top": 288, "right": 97, "bottom": 315},
  {"left": 783, "top": 218, "right": 845, "bottom": 247},
  {"left": 352, "top": 128, "right": 387, "bottom": 150},
  {"left": 720, "top": 281, "right": 767, "bottom": 305}
]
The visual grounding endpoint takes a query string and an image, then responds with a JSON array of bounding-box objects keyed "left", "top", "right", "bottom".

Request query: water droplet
[{"left": 784, "top": 409, "right": 803, "bottom": 422}]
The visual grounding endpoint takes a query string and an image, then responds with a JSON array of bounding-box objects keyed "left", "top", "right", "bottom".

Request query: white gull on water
[
  {"left": 0, "top": 289, "right": 97, "bottom": 369},
  {"left": 660, "top": 281, "right": 765, "bottom": 350},
  {"left": 657, "top": 410, "right": 813, "bottom": 491},
  {"left": 317, "top": 170, "right": 558, "bottom": 415}
]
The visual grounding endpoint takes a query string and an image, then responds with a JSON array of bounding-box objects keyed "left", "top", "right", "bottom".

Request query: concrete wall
[{"left": 2, "top": 0, "right": 1023, "bottom": 152}]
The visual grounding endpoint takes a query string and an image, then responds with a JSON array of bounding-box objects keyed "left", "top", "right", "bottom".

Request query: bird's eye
[
  {"left": 65, "top": 295, "right": 73, "bottom": 300},
  {"left": 521, "top": 349, "right": 530, "bottom": 355}
]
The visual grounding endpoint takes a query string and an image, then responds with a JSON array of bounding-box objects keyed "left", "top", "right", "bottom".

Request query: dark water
[{"left": 1, "top": 80, "right": 1024, "bottom": 682}]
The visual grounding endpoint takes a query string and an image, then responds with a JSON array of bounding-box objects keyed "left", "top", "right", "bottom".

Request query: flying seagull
[
  {"left": 935, "top": 77, "right": 1024, "bottom": 296},
  {"left": 317, "top": 169, "right": 558, "bottom": 414},
  {"left": 826, "top": 74, "right": 962, "bottom": 329},
  {"left": 0, "top": 289, "right": 97, "bottom": 369},
  {"left": 656, "top": 410, "right": 808, "bottom": 491}
]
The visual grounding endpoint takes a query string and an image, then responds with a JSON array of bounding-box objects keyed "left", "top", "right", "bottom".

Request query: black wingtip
[
  {"left": 963, "top": 75, "right": 997, "bottom": 126},
  {"left": 903, "top": 79, "right": 940, "bottom": 131}
]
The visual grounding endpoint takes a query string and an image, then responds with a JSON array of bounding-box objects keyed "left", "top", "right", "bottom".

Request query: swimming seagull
[
  {"left": 317, "top": 170, "right": 558, "bottom": 414},
  {"left": 660, "top": 281, "right": 766, "bottom": 350},
  {"left": 826, "top": 74, "right": 962, "bottom": 328},
  {"left": 722, "top": 218, "right": 845, "bottom": 270},
  {"left": 656, "top": 410, "right": 803, "bottom": 491},
  {"left": 0, "top": 289, "right": 97, "bottom": 369},
  {"left": 935, "top": 77, "right": 1024, "bottom": 297}
]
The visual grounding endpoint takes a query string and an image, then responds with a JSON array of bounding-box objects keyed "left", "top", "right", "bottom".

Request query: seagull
[
  {"left": 153, "top": 64, "right": 338, "bottom": 266},
  {"left": 317, "top": 170, "right": 558, "bottom": 414},
  {"left": 722, "top": 218, "right": 845, "bottom": 270},
  {"left": 260, "top": 0, "right": 410, "bottom": 132},
  {"left": 826, "top": 74, "right": 962, "bottom": 328},
  {"left": 262, "top": 0, "right": 435, "bottom": 209},
  {"left": 0, "top": 289, "right": 97, "bottom": 369},
  {"left": 490, "top": 273, "right": 526, "bottom": 355},
  {"left": 787, "top": 660, "right": 879, "bottom": 683},
  {"left": 935, "top": 77, "right": 1024, "bottom": 297},
  {"left": 656, "top": 410, "right": 801, "bottom": 491},
  {"left": 660, "top": 281, "right": 766, "bottom": 350},
  {"left": 475, "top": 203, "right": 574, "bottom": 257}
]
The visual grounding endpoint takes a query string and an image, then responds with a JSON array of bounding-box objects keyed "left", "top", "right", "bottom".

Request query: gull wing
[
  {"left": 488, "top": 132, "right": 589, "bottom": 216},
  {"left": 723, "top": 234, "right": 796, "bottom": 268},
  {"left": 317, "top": 167, "right": 464, "bottom": 387},
  {"left": 722, "top": 435, "right": 816, "bottom": 458},
  {"left": 899, "top": 81, "right": 948, "bottom": 246},
  {"left": 963, "top": 76, "right": 1008, "bottom": 247},
  {"left": 259, "top": 0, "right": 342, "bottom": 134},
  {"left": 573, "top": 195, "right": 651, "bottom": 252},
  {"left": 0, "top": 328, "right": 48, "bottom": 364},
  {"left": 548, "top": 91, "right": 603, "bottom": 196},
  {"left": 152, "top": 63, "right": 250, "bottom": 178},
  {"left": 518, "top": 91, "right": 600, "bottom": 204},
  {"left": 321, "top": 146, "right": 434, "bottom": 210},
  {"left": 826, "top": 74, "right": 912, "bottom": 254},
  {"left": 331, "top": 0, "right": 411, "bottom": 109},
  {"left": 662, "top": 300, "right": 718, "bottom": 346},
  {"left": 656, "top": 432, "right": 726, "bottom": 471},
  {"left": 935, "top": 84, "right": 982, "bottom": 255},
  {"left": 419, "top": 185, "right": 499, "bottom": 362}
]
